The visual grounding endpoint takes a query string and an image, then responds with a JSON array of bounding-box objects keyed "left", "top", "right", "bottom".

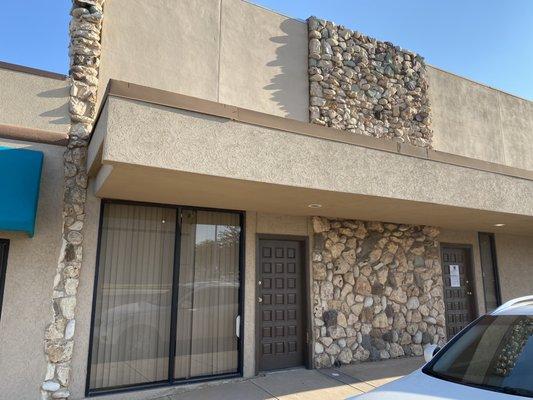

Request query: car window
[{"left": 423, "top": 315, "right": 533, "bottom": 398}]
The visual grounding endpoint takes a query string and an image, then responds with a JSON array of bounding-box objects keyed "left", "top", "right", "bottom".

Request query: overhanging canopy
[
  {"left": 88, "top": 85, "right": 533, "bottom": 236},
  {"left": 0, "top": 146, "right": 43, "bottom": 237}
]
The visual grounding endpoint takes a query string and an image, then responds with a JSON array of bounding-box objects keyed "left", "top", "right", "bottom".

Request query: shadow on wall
[
  {"left": 264, "top": 19, "right": 309, "bottom": 121},
  {"left": 37, "top": 86, "right": 70, "bottom": 125}
]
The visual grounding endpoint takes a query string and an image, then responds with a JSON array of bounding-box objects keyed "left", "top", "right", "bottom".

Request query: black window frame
[
  {"left": 0, "top": 239, "right": 9, "bottom": 322},
  {"left": 478, "top": 232, "right": 502, "bottom": 311},
  {"left": 85, "top": 199, "right": 245, "bottom": 397}
]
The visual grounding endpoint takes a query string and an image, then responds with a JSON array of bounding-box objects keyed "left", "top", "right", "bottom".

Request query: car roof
[{"left": 490, "top": 296, "right": 533, "bottom": 316}]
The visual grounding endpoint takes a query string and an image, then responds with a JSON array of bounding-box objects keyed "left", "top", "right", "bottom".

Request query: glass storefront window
[{"left": 88, "top": 202, "right": 242, "bottom": 394}]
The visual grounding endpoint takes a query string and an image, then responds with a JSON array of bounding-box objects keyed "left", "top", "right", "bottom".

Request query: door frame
[
  {"left": 439, "top": 243, "right": 479, "bottom": 330},
  {"left": 0, "top": 239, "right": 9, "bottom": 322},
  {"left": 477, "top": 232, "right": 502, "bottom": 310},
  {"left": 255, "top": 234, "right": 312, "bottom": 374}
]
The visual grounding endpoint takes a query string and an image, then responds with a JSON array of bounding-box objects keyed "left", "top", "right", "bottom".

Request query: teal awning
[{"left": 0, "top": 147, "right": 44, "bottom": 237}]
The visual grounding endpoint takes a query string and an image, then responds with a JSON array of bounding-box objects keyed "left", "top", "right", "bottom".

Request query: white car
[{"left": 348, "top": 296, "right": 533, "bottom": 399}]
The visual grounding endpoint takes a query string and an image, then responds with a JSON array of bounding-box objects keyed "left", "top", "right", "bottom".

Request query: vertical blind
[
  {"left": 89, "top": 203, "right": 241, "bottom": 392},
  {"left": 175, "top": 210, "right": 240, "bottom": 379},
  {"left": 89, "top": 204, "right": 175, "bottom": 390}
]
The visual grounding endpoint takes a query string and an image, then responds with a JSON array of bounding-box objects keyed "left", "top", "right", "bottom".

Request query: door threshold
[{"left": 257, "top": 366, "right": 307, "bottom": 376}]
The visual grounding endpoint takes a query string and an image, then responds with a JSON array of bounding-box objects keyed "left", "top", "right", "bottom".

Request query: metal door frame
[
  {"left": 86, "top": 199, "right": 246, "bottom": 396},
  {"left": 0, "top": 239, "right": 9, "bottom": 322},
  {"left": 477, "top": 232, "right": 502, "bottom": 310}
]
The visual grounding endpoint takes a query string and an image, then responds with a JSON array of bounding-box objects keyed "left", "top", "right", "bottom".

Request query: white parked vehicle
[{"left": 347, "top": 296, "right": 533, "bottom": 399}]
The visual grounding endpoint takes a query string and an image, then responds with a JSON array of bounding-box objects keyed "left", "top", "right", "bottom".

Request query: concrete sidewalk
[{"left": 154, "top": 357, "right": 424, "bottom": 400}]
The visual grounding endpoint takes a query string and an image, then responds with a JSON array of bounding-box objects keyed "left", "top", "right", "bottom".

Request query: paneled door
[
  {"left": 441, "top": 245, "right": 476, "bottom": 339},
  {"left": 257, "top": 238, "right": 305, "bottom": 371}
]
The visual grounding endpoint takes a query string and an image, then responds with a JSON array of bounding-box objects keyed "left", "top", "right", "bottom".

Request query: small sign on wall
[{"left": 449, "top": 265, "right": 460, "bottom": 287}]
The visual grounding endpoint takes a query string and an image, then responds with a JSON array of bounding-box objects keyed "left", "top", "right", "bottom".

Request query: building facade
[{"left": 0, "top": 1, "right": 532, "bottom": 399}]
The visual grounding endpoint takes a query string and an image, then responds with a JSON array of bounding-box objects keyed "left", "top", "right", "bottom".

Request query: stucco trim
[
  {"left": 95, "top": 80, "right": 533, "bottom": 182},
  {"left": 0, "top": 124, "right": 68, "bottom": 146},
  {"left": 0, "top": 60, "right": 67, "bottom": 81}
]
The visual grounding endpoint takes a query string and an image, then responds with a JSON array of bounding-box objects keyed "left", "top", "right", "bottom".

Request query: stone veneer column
[
  {"left": 41, "top": 1, "right": 105, "bottom": 398},
  {"left": 311, "top": 217, "right": 446, "bottom": 367},
  {"left": 307, "top": 17, "right": 433, "bottom": 148}
]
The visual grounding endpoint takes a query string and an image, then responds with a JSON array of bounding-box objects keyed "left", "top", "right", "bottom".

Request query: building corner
[{"left": 41, "top": 1, "right": 105, "bottom": 398}]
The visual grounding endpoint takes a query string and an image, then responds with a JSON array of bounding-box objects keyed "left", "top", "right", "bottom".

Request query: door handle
[
  {"left": 235, "top": 315, "right": 241, "bottom": 338},
  {"left": 258, "top": 297, "right": 263, "bottom": 303}
]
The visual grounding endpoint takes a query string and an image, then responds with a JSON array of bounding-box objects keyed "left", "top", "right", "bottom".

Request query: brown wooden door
[
  {"left": 441, "top": 246, "right": 476, "bottom": 339},
  {"left": 257, "top": 239, "right": 305, "bottom": 371}
]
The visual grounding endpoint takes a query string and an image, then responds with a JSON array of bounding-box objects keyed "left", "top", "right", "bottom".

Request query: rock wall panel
[
  {"left": 308, "top": 17, "right": 432, "bottom": 148},
  {"left": 311, "top": 217, "right": 446, "bottom": 367}
]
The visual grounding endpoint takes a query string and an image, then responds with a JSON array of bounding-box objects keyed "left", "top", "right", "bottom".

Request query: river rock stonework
[
  {"left": 307, "top": 17, "right": 432, "bottom": 148},
  {"left": 311, "top": 217, "right": 446, "bottom": 367},
  {"left": 41, "top": 1, "right": 105, "bottom": 399}
]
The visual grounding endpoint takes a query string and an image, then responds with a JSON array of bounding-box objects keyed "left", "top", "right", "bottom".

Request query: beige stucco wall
[
  {"left": 98, "top": 0, "right": 309, "bottom": 121},
  {"left": 0, "top": 139, "right": 64, "bottom": 399},
  {"left": 0, "top": 67, "right": 69, "bottom": 136},
  {"left": 98, "top": 0, "right": 220, "bottom": 104},
  {"left": 438, "top": 230, "right": 485, "bottom": 315},
  {"left": 494, "top": 233, "right": 533, "bottom": 302},
  {"left": 429, "top": 66, "right": 533, "bottom": 171},
  {"left": 218, "top": 1, "right": 308, "bottom": 120},
  {"left": 98, "top": 0, "right": 533, "bottom": 171},
  {"left": 98, "top": 1, "right": 533, "bottom": 169}
]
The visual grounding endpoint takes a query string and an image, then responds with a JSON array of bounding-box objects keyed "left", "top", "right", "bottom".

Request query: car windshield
[{"left": 423, "top": 315, "right": 533, "bottom": 398}]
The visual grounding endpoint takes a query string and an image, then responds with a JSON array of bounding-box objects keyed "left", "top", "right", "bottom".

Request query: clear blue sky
[{"left": 1, "top": 0, "right": 532, "bottom": 100}]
